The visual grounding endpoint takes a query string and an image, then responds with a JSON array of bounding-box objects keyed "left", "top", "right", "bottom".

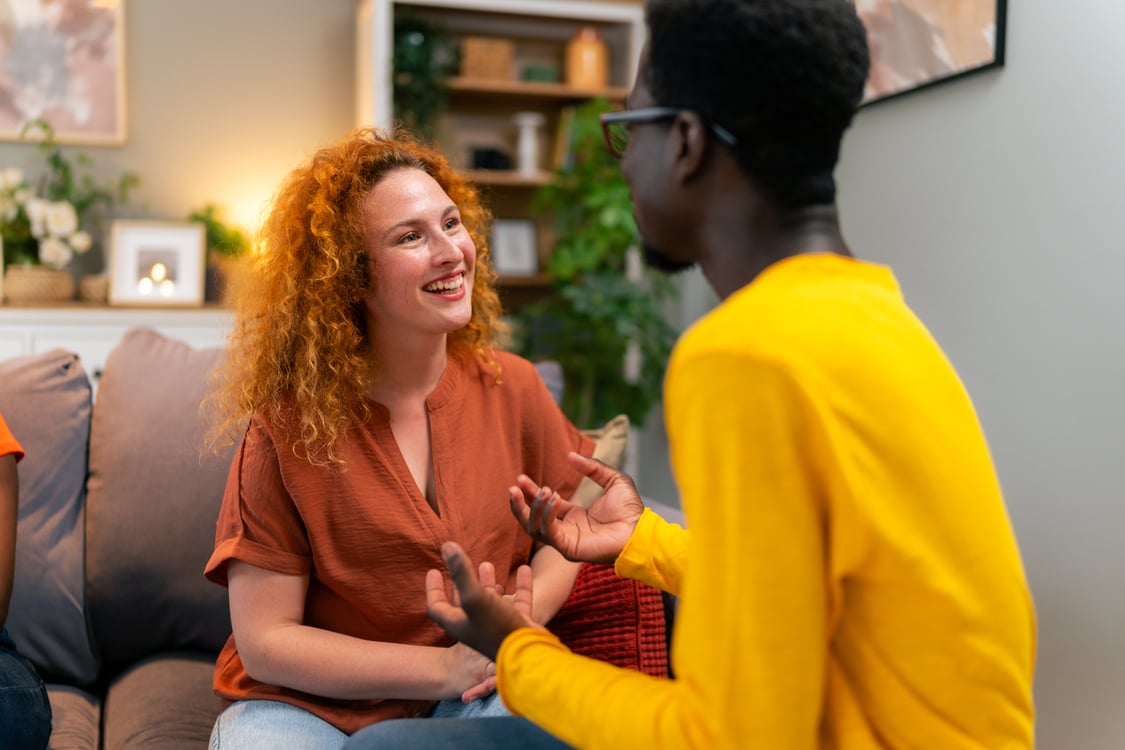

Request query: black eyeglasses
[{"left": 599, "top": 107, "right": 738, "bottom": 159}]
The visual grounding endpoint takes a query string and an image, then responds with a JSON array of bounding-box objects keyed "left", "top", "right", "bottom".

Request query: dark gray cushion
[
  {"left": 86, "top": 328, "right": 236, "bottom": 665},
  {"left": 533, "top": 359, "right": 563, "bottom": 404},
  {"left": 103, "top": 652, "right": 220, "bottom": 750},
  {"left": 46, "top": 684, "right": 101, "bottom": 750},
  {"left": 0, "top": 349, "right": 99, "bottom": 685}
]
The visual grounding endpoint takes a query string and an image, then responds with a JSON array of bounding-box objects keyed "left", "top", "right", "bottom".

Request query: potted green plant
[
  {"left": 392, "top": 14, "right": 459, "bottom": 141},
  {"left": 188, "top": 202, "right": 249, "bottom": 304},
  {"left": 513, "top": 99, "right": 677, "bottom": 429}
]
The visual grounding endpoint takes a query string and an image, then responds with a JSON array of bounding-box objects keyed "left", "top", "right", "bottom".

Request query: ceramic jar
[{"left": 565, "top": 26, "right": 608, "bottom": 90}]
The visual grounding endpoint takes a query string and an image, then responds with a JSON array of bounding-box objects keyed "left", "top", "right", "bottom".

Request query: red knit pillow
[{"left": 547, "top": 562, "right": 669, "bottom": 678}]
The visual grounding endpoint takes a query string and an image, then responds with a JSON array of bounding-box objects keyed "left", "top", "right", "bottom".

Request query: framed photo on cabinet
[{"left": 108, "top": 220, "right": 206, "bottom": 307}]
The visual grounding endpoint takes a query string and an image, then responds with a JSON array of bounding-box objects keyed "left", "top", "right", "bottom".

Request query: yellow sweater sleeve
[{"left": 614, "top": 507, "right": 689, "bottom": 597}]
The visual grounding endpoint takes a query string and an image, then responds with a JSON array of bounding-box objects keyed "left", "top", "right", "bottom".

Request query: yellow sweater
[{"left": 497, "top": 254, "right": 1036, "bottom": 749}]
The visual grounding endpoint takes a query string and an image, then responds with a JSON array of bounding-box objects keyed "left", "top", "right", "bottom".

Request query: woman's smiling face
[{"left": 361, "top": 167, "right": 476, "bottom": 342}]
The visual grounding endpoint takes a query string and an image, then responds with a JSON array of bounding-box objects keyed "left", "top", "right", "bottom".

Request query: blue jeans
[
  {"left": 0, "top": 627, "right": 52, "bottom": 750},
  {"left": 211, "top": 692, "right": 528, "bottom": 749},
  {"left": 343, "top": 693, "right": 572, "bottom": 750},
  {"left": 343, "top": 716, "right": 573, "bottom": 749}
]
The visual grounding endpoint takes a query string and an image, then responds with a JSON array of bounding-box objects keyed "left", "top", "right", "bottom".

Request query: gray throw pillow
[
  {"left": 0, "top": 349, "right": 99, "bottom": 685},
  {"left": 533, "top": 359, "right": 563, "bottom": 405},
  {"left": 85, "top": 328, "right": 236, "bottom": 665}
]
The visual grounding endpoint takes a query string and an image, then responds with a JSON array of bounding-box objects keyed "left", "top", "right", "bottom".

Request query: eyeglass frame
[{"left": 598, "top": 107, "right": 738, "bottom": 159}]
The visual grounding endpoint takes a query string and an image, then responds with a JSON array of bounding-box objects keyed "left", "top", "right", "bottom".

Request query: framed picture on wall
[
  {"left": 0, "top": 0, "right": 127, "bottom": 144},
  {"left": 108, "top": 220, "right": 206, "bottom": 307},
  {"left": 857, "top": 0, "right": 1008, "bottom": 105},
  {"left": 490, "top": 219, "right": 538, "bottom": 277}
]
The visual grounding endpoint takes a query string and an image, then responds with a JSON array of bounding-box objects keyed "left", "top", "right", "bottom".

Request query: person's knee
[
  {"left": 0, "top": 687, "right": 51, "bottom": 750},
  {"left": 0, "top": 649, "right": 52, "bottom": 750},
  {"left": 211, "top": 699, "right": 347, "bottom": 750}
]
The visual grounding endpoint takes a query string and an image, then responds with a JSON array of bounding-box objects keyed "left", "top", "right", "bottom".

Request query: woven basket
[
  {"left": 78, "top": 274, "right": 109, "bottom": 303},
  {"left": 3, "top": 265, "right": 75, "bottom": 303}
]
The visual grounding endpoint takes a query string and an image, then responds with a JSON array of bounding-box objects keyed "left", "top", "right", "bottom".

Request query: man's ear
[{"left": 669, "top": 111, "right": 709, "bottom": 184}]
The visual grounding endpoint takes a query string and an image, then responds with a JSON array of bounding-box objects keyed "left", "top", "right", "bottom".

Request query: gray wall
[
  {"left": 836, "top": 3, "right": 1125, "bottom": 748},
  {"left": 643, "top": 2, "right": 1125, "bottom": 748}
]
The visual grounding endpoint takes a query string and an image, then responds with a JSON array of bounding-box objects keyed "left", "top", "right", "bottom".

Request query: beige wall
[{"left": 0, "top": 0, "right": 357, "bottom": 275}]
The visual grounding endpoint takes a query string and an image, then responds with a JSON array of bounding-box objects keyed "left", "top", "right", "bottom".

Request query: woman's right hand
[
  {"left": 442, "top": 640, "right": 497, "bottom": 702},
  {"left": 510, "top": 451, "right": 646, "bottom": 565}
]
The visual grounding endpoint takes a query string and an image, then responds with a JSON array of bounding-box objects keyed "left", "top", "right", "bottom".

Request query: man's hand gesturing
[{"left": 509, "top": 451, "right": 646, "bottom": 565}]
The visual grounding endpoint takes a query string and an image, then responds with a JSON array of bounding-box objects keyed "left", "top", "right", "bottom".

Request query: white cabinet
[{"left": 0, "top": 306, "right": 232, "bottom": 396}]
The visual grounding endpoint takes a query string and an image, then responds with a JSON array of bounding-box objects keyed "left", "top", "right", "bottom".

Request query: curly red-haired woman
[{"left": 204, "top": 128, "right": 590, "bottom": 749}]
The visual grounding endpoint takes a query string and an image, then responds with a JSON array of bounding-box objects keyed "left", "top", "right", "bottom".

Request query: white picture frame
[
  {"left": 108, "top": 220, "right": 206, "bottom": 307},
  {"left": 490, "top": 219, "right": 538, "bottom": 276}
]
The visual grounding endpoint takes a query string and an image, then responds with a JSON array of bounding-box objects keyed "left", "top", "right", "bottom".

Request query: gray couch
[{"left": 0, "top": 327, "right": 665, "bottom": 750}]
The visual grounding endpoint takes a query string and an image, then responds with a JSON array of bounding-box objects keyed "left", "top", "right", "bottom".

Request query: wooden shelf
[
  {"left": 462, "top": 169, "right": 554, "bottom": 187},
  {"left": 497, "top": 274, "right": 550, "bottom": 287},
  {"left": 449, "top": 77, "right": 629, "bottom": 104}
]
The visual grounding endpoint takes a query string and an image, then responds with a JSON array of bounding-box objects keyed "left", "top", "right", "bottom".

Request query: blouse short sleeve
[
  {"left": 0, "top": 413, "right": 25, "bottom": 462},
  {"left": 204, "top": 420, "right": 312, "bottom": 587}
]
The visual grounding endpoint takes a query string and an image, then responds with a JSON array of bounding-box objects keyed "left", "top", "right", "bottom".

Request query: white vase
[{"left": 513, "top": 112, "right": 546, "bottom": 176}]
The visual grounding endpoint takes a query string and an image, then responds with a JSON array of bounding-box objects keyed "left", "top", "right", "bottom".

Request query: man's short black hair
[{"left": 644, "top": 0, "right": 870, "bottom": 208}]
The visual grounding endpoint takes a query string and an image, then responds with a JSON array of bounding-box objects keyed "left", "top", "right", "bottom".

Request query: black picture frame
[{"left": 858, "top": 0, "right": 1008, "bottom": 107}]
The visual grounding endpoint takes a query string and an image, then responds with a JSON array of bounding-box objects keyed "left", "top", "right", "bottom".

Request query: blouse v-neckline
[{"left": 367, "top": 357, "right": 462, "bottom": 521}]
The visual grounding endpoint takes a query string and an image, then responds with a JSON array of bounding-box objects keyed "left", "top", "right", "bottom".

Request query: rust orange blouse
[{"left": 204, "top": 351, "right": 594, "bottom": 733}]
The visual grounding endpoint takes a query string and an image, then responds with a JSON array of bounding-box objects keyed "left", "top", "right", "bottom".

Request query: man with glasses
[{"left": 346, "top": 1, "right": 1036, "bottom": 747}]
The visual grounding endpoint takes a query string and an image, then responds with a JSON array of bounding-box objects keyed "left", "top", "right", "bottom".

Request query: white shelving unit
[{"left": 355, "top": 0, "right": 645, "bottom": 133}]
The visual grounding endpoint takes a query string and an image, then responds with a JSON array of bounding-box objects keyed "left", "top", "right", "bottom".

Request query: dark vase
[{"left": 2, "top": 237, "right": 39, "bottom": 267}]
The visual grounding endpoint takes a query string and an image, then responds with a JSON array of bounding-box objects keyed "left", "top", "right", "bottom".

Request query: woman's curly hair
[{"left": 207, "top": 127, "right": 504, "bottom": 465}]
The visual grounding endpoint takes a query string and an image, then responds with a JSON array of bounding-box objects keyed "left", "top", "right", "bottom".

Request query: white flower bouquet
[
  {"left": 1, "top": 166, "right": 94, "bottom": 269},
  {"left": 1, "top": 119, "right": 137, "bottom": 273}
]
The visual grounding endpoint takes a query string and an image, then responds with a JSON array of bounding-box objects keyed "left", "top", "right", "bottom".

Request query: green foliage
[
  {"left": 392, "top": 15, "right": 459, "bottom": 141},
  {"left": 513, "top": 99, "right": 677, "bottom": 429},
  {"left": 188, "top": 203, "right": 248, "bottom": 257},
  {"left": 22, "top": 118, "right": 138, "bottom": 217}
]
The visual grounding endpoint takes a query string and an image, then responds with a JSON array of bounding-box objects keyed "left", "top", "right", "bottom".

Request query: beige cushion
[
  {"left": 102, "top": 653, "right": 221, "bottom": 750},
  {"left": 529, "top": 358, "right": 628, "bottom": 507},
  {"left": 573, "top": 413, "right": 629, "bottom": 507},
  {"left": 0, "top": 349, "right": 99, "bottom": 685},
  {"left": 45, "top": 686, "right": 101, "bottom": 750}
]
